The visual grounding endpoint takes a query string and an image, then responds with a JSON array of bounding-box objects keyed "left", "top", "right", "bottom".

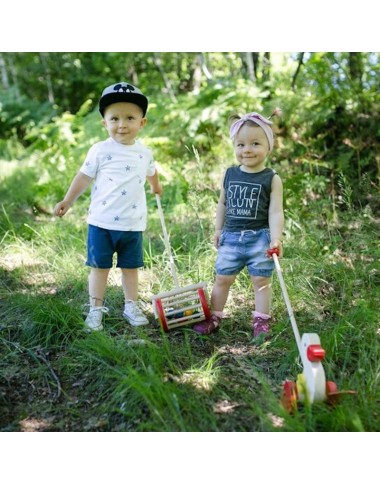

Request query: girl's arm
[
  {"left": 214, "top": 185, "right": 226, "bottom": 249},
  {"left": 269, "top": 174, "right": 284, "bottom": 256},
  {"left": 54, "top": 171, "right": 93, "bottom": 217}
]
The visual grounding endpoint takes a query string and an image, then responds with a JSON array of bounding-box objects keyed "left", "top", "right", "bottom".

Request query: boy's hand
[
  {"left": 150, "top": 183, "right": 163, "bottom": 196},
  {"left": 54, "top": 200, "right": 71, "bottom": 217}
]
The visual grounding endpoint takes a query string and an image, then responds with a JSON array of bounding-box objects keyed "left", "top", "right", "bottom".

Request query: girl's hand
[
  {"left": 270, "top": 240, "right": 283, "bottom": 258},
  {"left": 214, "top": 230, "right": 222, "bottom": 249}
]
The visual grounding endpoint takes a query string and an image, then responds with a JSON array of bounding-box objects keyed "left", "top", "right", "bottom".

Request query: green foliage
[
  {"left": 1, "top": 52, "right": 379, "bottom": 197},
  {"left": 0, "top": 86, "right": 55, "bottom": 156},
  {"left": 274, "top": 53, "right": 380, "bottom": 192}
]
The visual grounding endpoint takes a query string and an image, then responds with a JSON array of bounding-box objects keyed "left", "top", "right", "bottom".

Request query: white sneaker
[
  {"left": 84, "top": 306, "right": 109, "bottom": 331},
  {"left": 123, "top": 300, "right": 149, "bottom": 326}
]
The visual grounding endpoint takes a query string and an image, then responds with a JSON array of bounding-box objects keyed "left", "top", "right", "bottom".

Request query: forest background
[{"left": 0, "top": 52, "right": 379, "bottom": 436}]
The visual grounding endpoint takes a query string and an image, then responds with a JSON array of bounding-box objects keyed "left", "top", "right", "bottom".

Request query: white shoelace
[
  {"left": 90, "top": 306, "right": 109, "bottom": 314},
  {"left": 125, "top": 302, "right": 144, "bottom": 317}
]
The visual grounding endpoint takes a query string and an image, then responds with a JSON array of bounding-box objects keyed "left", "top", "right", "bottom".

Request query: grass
[{"left": 0, "top": 158, "right": 379, "bottom": 432}]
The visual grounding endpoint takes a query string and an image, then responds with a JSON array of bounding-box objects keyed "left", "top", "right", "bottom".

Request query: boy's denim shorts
[
  {"left": 86, "top": 225, "right": 144, "bottom": 269},
  {"left": 215, "top": 229, "right": 274, "bottom": 277}
]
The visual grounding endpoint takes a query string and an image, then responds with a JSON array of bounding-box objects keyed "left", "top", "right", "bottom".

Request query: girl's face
[
  {"left": 233, "top": 124, "right": 270, "bottom": 173},
  {"left": 102, "top": 102, "right": 146, "bottom": 145}
]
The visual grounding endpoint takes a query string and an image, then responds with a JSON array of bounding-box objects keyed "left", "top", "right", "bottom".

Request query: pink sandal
[
  {"left": 252, "top": 316, "right": 272, "bottom": 338},
  {"left": 193, "top": 314, "right": 221, "bottom": 335}
]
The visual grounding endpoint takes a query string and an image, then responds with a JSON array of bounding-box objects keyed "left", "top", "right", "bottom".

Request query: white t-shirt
[{"left": 80, "top": 137, "right": 156, "bottom": 231}]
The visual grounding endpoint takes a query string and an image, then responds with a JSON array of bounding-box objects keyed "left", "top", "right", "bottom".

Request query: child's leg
[
  {"left": 193, "top": 274, "right": 236, "bottom": 334},
  {"left": 88, "top": 268, "right": 110, "bottom": 306},
  {"left": 250, "top": 275, "right": 272, "bottom": 315},
  {"left": 211, "top": 274, "right": 237, "bottom": 315},
  {"left": 116, "top": 231, "right": 143, "bottom": 304},
  {"left": 251, "top": 275, "right": 272, "bottom": 338},
  {"left": 85, "top": 268, "right": 110, "bottom": 331},
  {"left": 120, "top": 268, "right": 148, "bottom": 326},
  {"left": 120, "top": 268, "right": 138, "bottom": 301}
]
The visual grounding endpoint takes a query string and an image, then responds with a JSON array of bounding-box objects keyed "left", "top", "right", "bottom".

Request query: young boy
[{"left": 54, "top": 82, "right": 162, "bottom": 331}]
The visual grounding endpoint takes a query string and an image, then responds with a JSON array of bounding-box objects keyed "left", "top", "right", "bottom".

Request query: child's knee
[
  {"left": 215, "top": 274, "right": 236, "bottom": 288},
  {"left": 90, "top": 267, "right": 110, "bottom": 275},
  {"left": 120, "top": 267, "right": 138, "bottom": 276},
  {"left": 251, "top": 275, "right": 271, "bottom": 291}
]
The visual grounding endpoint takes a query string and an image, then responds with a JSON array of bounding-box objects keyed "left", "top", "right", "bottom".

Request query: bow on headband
[{"left": 229, "top": 112, "right": 274, "bottom": 152}]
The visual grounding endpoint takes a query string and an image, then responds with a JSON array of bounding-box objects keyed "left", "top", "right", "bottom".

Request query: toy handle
[
  {"left": 267, "top": 248, "right": 280, "bottom": 257},
  {"left": 267, "top": 247, "right": 282, "bottom": 277},
  {"left": 156, "top": 194, "right": 180, "bottom": 288},
  {"left": 267, "top": 246, "right": 303, "bottom": 352}
]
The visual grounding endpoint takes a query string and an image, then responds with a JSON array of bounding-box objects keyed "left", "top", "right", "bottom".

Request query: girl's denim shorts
[
  {"left": 86, "top": 224, "right": 144, "bottom": 269},
  {"left": 215, "top": 229, "right": 274, "bottom": 277}
]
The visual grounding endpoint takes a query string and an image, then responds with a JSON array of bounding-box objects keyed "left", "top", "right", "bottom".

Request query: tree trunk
[
  {"left": 252, "top": 53, "right": 259, "bottom": 80},
  {"left": 153, "top": 53, "right": 177, "bottom": 102},
  {"left": 7, "top": 53, "right": 21, "bottom": 100},
  {"left": 292, "top": 52, "right": 305, "bottom": 90},
  {"left": 262, "top": 52, "right": 271, "bottom": 83},
  {"left": 0, "top": 53, "right": 9, "bottom": 89},
  {"left": 198, "top": 53, "right": 212, "bottom": 81},
  {"left": 245, "top": 52, "right": 256, "bottom": 82},
  {"left": 191, "top": 54, "right": 202, "bottom": 94},
  {"left": 348, "top": 52, "right": 363, "bottom": 91},
  {"left": 127, "top": 59, "right": 139, "bottom": 86},
  {"left": 39, "top": 53, "right": 55, "bottom": 104}
]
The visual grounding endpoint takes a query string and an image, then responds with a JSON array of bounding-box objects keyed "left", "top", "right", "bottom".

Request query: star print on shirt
[
  {"left": 125, "top": 166, "right": 131, "bottom": 171},
  {"left": 107, "top": 155, "right": 112, "bottom": 160},
  {"left": 102, "top": 200, "right": 107, "bottom": 206},
  {"left": 121, "top": 190, "right": 127, "bottom": 196},
  {"left": 114, "top": 216, "right": 120, "bottom": 221},
  {"left": 132, "top": 204, "right": 137, "bottom": 209}
]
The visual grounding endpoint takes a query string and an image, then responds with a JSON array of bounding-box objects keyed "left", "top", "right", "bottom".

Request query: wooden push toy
[
  {"left": 267, "top": 248, "right": 355, "bottom": 412},
  {"left": 151, "top": 195, "right": 211, "bottom": 332}
]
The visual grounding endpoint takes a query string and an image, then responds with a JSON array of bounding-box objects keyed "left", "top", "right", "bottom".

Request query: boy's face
[{"left": 102, "top": 102, "right": 146, "bottom": 145}]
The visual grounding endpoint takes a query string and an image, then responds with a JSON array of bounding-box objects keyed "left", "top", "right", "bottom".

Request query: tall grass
[{"left": 2, "top": 188, "right": 379, "bottom": 430}]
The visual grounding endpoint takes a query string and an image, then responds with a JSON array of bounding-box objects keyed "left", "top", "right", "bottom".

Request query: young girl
[{"left": 194, "top": 111, "right": 284, "bottom": 338}]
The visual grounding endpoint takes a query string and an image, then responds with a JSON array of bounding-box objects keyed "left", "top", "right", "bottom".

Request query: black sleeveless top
[{"left": 223, "top": 166, "right": 276, "bottom": 231}]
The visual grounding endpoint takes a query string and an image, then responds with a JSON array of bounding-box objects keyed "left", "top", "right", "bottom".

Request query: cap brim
[{"left": 99, "top": 92, "right": 148, "bottom": 116}]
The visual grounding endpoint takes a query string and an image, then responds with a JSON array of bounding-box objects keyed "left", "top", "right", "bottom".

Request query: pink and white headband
[{"left": 229, "top": 112, "right": 274, "bottom": 152}]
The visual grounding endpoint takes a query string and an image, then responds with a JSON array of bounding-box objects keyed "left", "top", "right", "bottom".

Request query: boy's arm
[
  {"left": 54, "top": 171, "right": 93, "bottom": 217},
  {"left": 146, "top": 169, "right": 163, "bottom": 196},
  {"left": 269, "top": 174, "right": 284, "bottom": 256}
]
